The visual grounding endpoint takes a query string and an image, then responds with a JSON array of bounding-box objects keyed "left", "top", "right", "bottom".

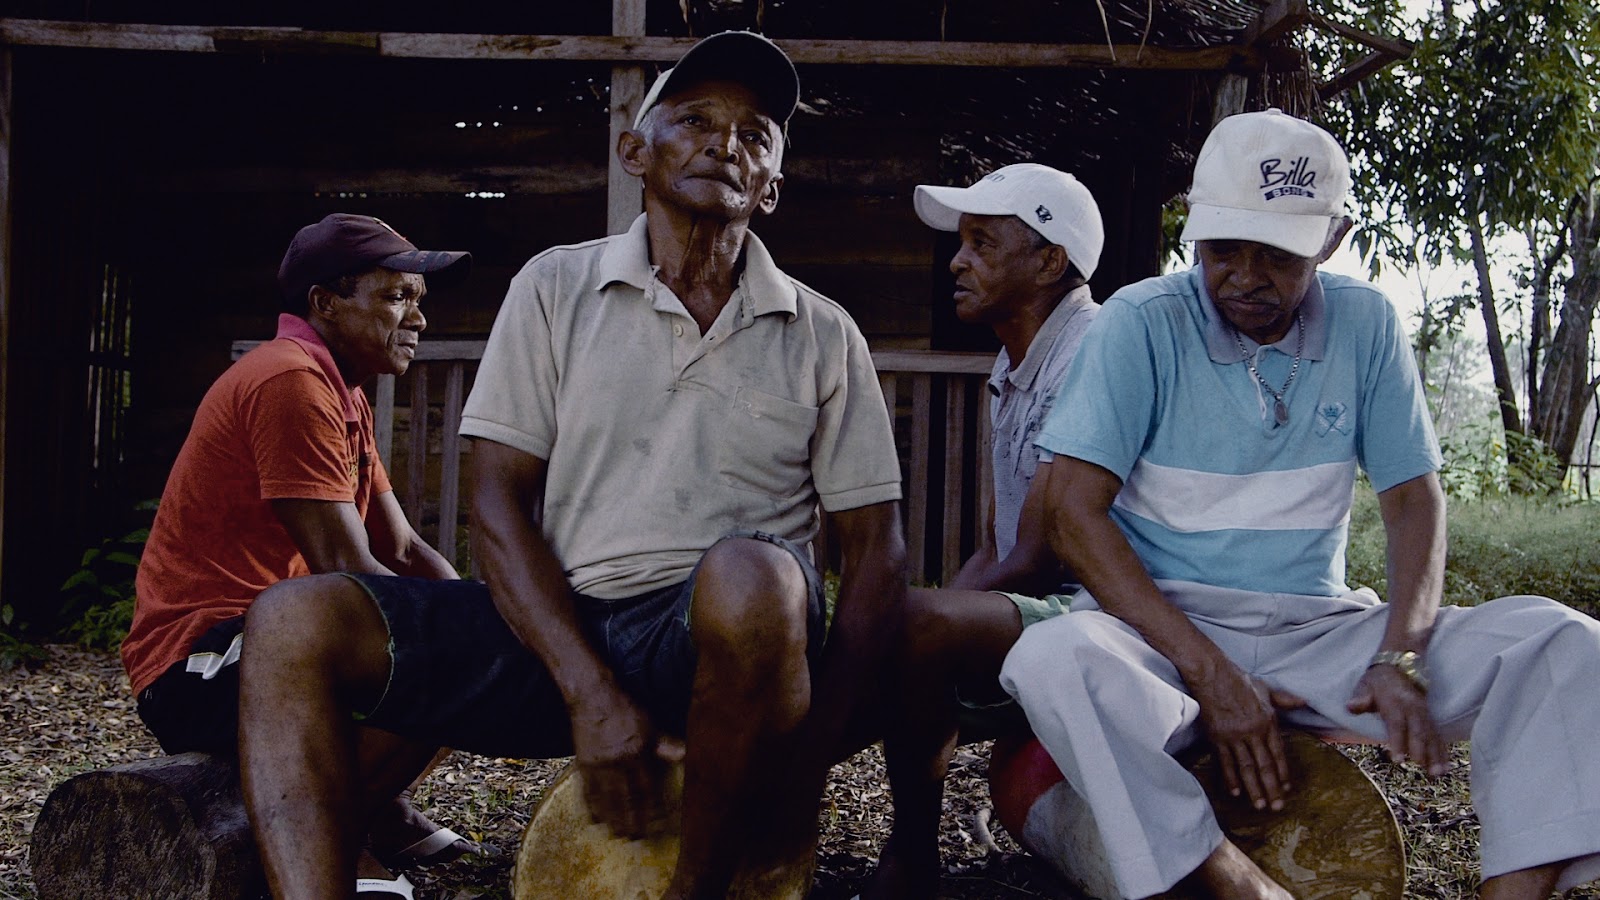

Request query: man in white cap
[
  {"left": 999, "top": 108, "right": 1600, "bottom": 898},
  {"left": 862, "top": 164, "right": 1105, "bottom": 899},
  {"left": 236, "top": 31, "right": 906, "bottom": 900}
]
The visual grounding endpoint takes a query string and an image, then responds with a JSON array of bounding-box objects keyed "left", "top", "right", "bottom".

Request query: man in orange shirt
[{"left": 122, "top": 214, "right": 472, "bottom": 874}]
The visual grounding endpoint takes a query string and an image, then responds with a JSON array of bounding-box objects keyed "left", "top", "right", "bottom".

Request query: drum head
[
  {"left": 1157, "top": 732, "right": 1406, "bottom": 900},
  {"left": 512, "top": 762, "right": 813, "bottom": 900}
]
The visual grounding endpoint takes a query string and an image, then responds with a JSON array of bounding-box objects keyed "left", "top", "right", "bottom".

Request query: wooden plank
[
  {"left": 872, "top": 349, "right": 995, "bottom": 375},
  {"left": 406, "top": 365, "right": 429, "bottom": 527},
  {"left": 877, "top": 372, "right": 897, "bottom": 418},
  {"left": 975, "top": 392, "right": 993, "bottom": 555},
  {"left": 414, "top": 340, "right": 488, "bottom": 361},
  {"left": 139, "top": 163, "right": 606, "bottom": 196},
  {"left": 374, "top": 374, "right": 395, "bottom": 470},
  {"left": 0, "top": 21, "right": 1266, "bottom": 71},
  {"left": 813, "top": 509, "right": 832, "bottom": 577},
  {"left": 0, "top": 47, "right": 10, "bottom": 595},
  {"left": 907, "top": 374, "right": 931, "bottom": 583},
  {"left": 437, "top": 362, "right": 464, "bottom": 569},
  {"left": 607, "top": 0, "right": 646, "bottom": 235},
  {"left": 942, "top": 378, "right": 967, "bottom": 584}
]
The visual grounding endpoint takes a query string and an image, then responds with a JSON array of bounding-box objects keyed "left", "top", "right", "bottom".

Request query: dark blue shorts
[{"left": 348, "top": 531, "right": 825, "bottom": 759}]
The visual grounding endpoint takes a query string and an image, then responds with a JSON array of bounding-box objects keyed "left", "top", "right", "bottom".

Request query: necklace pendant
[{"left": 1274, "top": 398, "right": 1290, "bottom": 427}]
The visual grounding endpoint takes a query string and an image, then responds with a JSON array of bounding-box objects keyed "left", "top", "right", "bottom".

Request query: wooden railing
[{"left": 233, "top": 339, "right": 994, "bottom": 584}]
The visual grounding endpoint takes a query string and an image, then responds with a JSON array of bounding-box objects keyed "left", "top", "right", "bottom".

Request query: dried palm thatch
[{"left": 672, "top": 0, "right": 1322, "bottom": 197}]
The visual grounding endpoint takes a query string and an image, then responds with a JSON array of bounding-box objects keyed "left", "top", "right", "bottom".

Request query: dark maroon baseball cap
[{"left": 277, "top": 214, "right": 472, "bottom": 307}]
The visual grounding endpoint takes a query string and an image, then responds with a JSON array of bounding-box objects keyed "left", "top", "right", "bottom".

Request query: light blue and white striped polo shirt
[{"left": 1036, "top": 266, "right": 1441, "bottom": 600}]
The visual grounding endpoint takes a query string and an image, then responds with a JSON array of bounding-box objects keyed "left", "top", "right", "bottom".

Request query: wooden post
[
  {"left": 438, "top": 361, "right": 464, "bottom": 568},
  {"left": 0, "top": 47, "right": 11, "bottom": 596},
  {"left": 607, "top": 0, "right": 647, "bottom": 235},
  {"left": 406, "top": 364, "right": 430, "bottom": 526},
  {"left": 942, "top": 378, "right": 967, "bottom": 583},
  {"left": 1211, "top": 73, "right": 1250, "bottom": 126},
  {"left": 374, "top": 373, "right": 395, "bottom": 469}
]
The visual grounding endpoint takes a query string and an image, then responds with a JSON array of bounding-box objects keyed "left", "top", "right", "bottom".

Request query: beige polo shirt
[{"left": 461, "top": 215, "right": 902, "bottom": 600}]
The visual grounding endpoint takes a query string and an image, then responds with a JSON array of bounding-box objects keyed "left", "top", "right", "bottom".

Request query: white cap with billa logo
[{"left": 1180, "top": 108, "right": 1352, "bottom": 259}]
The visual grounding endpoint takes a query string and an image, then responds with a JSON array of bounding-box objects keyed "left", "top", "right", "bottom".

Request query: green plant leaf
[{"left": 61, "top": 570, "right": 98, "bottom": 592}]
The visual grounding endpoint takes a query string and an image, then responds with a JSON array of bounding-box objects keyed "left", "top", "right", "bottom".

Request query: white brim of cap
[
  {"left": 913, "top": 184, "right": 1015, "bottom": 232},
  {"left": 1181, "top": 204, "right": 1336, "bottom": 259}
]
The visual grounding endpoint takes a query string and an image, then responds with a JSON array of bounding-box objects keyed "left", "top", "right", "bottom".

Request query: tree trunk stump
[{"left": 30, "top": 752, "right": 267, "bottom": 900}]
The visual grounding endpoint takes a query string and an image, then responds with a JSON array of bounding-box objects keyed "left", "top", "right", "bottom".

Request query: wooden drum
[
  {"left": 511, "top": 761, "right": 813, "bottom": 900},
  {"left": 991, "top": 731, "right": 1406, "bottom": 900}
]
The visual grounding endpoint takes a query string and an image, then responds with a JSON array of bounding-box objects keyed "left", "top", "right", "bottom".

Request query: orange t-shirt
[{"left": 122, "top": 315, "right": 393, "bottom": 694}]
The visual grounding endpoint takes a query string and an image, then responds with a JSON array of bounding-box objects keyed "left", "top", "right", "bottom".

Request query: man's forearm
[
  {"left": 804, "top": 503, "right": 907, "bottom": 754},
  {"left": 383, "top": 535, "right": 460, "bottom": 580},
  {"left": 1375, "top": 473, "right": 1447, "bottom": 653},
  {"left": 1044, "top": 460, "right": 1229, "bottom": 685}
]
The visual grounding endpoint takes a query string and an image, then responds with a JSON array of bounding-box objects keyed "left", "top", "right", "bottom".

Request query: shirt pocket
[{"left": 717, "top": 387, "right": 819, "bottom": 497}]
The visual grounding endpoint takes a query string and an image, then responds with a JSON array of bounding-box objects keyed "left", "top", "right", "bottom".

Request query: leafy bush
[
  {"left": 59, "top": 523, "right": 150, "bottom": 651},
  {"left": 1346, "top": 490, "right": 1600, "bottom": 612},
  {"left": 1437, "top": 417, "right": 1571, "bottom": 500}
]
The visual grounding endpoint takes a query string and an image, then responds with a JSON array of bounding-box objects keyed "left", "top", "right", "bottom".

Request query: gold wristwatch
[{"left": 1369, "top": 650, "right": 1428, "bottom": 693}]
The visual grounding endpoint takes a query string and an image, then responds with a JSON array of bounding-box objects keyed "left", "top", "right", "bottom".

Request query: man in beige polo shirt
[{"left": 233, "top": 30, "right": 907, "bottom": 900}]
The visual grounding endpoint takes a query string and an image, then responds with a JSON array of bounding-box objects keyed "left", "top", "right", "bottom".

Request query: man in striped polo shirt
[{"left": 1000, "top": 110, "right": 1600, "bottom": 899}]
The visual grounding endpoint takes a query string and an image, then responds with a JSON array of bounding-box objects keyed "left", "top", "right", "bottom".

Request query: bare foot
[
  {"left": 366, "top": 793, "right": 476, "bottom": 870},
  {"left": 1185, "top": 839, "right": 1295, "bottom": 900}
]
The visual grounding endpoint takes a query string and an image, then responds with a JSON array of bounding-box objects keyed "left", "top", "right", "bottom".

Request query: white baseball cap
[
  {"left": 1181, "top": 108, "right": 1351, "bottom": 258},
  {"left": 913, "top": 163, "right": 1105, "bottom": 280}
]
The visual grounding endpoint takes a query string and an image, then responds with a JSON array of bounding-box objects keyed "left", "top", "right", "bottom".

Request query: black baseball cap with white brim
[{"left": 633, "top": 31, "right": 800, "bottom": 130}]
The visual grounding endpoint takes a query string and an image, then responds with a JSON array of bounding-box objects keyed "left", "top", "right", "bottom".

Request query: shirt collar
[
  {"left": 990, "top": 284, "right": 1095, "bottom": 394},
  {"left": 1194, "top": 265, "right": 1328, "bottom": 363},
  {"left": 597, "top": 213, "right": 798, "bottom": 320},
  {"left": 275, "top": 313, "right": 358, "bottom": 422}
]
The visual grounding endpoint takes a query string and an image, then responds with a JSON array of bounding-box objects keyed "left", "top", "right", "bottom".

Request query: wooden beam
[
  {"left": 608, "top": 0, "right": 646, "bottom": 235},
  {"left": 1243, "top": 0, "right": 1312, "bottom": 47},
  {"left": 0, "top": 47, "right": 10, "bottom": 599},
  {"left": 135, "top": 163, "right": 607, "bottom": 195},
  {"left": 0, "top": 20, "right": 1268, "bottom": 71},
  {"left": 1310, "top": 14, "right": 1413, "bottom": 60},
  {"left": 1318, "top": 49, "right": 1403, "bottom": 101}
]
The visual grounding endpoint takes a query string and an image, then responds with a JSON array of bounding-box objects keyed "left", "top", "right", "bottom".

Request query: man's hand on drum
[
  {"left": 570, "top": 686, "right": 687, "bottom": 839},
  {"left": 1347, "top": 663, "right": 1448, "bottom": 776},
  {"left": 1195, "top": 665, "right": 1307, "bottom": 813}
]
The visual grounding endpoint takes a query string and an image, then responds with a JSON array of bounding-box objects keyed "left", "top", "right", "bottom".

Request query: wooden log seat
[
  {"left": 512, "top": 760, "right": 813, "bottom": 899},
  {"left": 30, "top": 752, "right": 267, "bottom": 900},
  {"left": 988, "top": 731, "right": 1406, "bottom": 900}
]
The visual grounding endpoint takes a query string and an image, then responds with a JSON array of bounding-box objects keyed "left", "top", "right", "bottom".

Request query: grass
[{"left": 1345, "top": 490, "right": 1600, "bottom": 612}]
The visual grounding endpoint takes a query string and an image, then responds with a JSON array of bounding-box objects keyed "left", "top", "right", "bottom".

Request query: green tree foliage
[{"left": 1326, "top": 0, "right": 1600, "bottom": 488}]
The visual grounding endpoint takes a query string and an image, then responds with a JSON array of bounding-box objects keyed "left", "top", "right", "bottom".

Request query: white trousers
[{"left": 998, "top": 584, "right": 1600, "bottom": 899}]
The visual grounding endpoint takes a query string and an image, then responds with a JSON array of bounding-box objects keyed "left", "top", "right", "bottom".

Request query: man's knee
[
  {"left": 691, "top": 537, "right": 810, "bottom": 656},
  {"left": 903, "top": 587, "right": 1021, "bottom": 669},
  {"left": 245, "top": 574, "right": 389, "bottom": 666}
]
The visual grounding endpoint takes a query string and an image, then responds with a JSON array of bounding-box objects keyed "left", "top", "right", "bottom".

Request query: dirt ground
[{"left": 2, "top": 645, "right": 1596, "bottom": 900}]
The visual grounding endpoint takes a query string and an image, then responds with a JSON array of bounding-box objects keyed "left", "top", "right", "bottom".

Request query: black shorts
[
  {"left": 136, "top": 615, "right": 247, "bottom": 755},
  {"left": 348, "top": 530, "right": 825, "bottom": 759}
]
